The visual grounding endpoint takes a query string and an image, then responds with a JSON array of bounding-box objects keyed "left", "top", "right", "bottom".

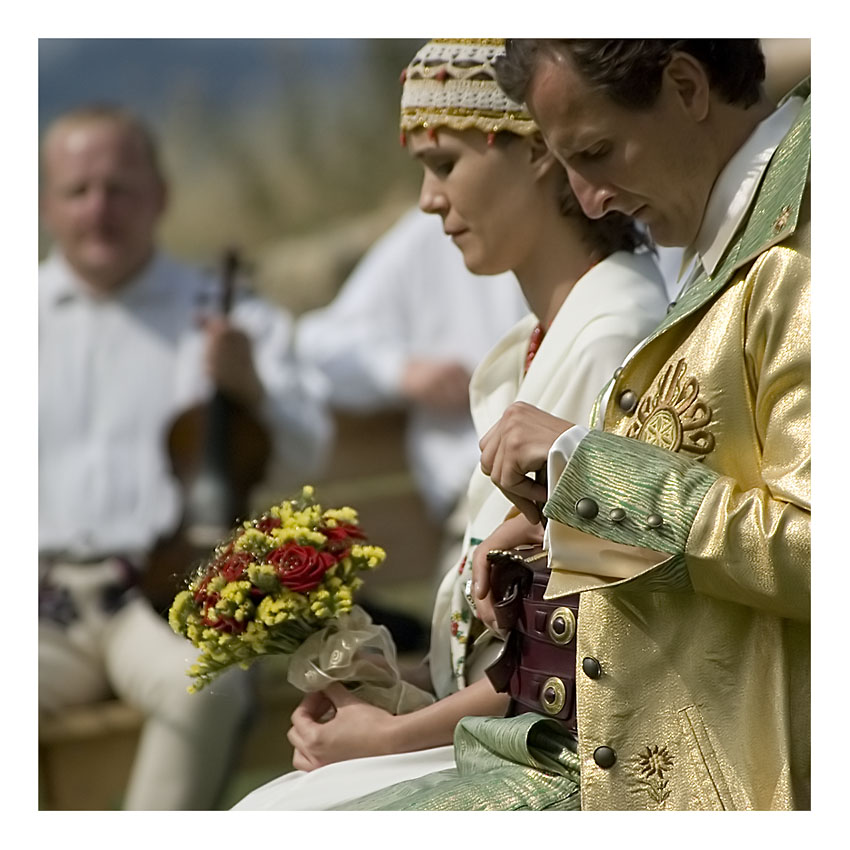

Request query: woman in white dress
[{"left": 232, "top": 38, "right": 667, "bottom": 810}]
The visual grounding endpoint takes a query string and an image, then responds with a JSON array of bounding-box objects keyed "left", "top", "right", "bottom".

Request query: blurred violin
[{"left": 143, "top": 249, "right": 272, "bottom": 610}]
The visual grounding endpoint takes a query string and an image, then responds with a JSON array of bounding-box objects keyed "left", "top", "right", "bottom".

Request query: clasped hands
[
  {"left": 287, "top": 682, "right": 399, "bottom": 771},
  {"left": 286, "top": 402, "right": 572, "bottom": 771}
]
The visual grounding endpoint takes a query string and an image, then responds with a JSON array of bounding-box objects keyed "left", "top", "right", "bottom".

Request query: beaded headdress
[{"left": 399, "top": 38, "right": 536, "bottom": 146}]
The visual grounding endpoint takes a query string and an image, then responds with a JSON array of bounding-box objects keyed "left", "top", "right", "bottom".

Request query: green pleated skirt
[{"left": 334, "top": 713, "right": 582, "bottom": 811}]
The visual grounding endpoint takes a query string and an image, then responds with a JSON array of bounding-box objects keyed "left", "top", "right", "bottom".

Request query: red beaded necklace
[{"left": 524, "top": 322, "right": 546, "bottom": 375}]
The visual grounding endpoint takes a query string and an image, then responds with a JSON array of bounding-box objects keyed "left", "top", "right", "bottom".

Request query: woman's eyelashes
[
  {"left": 425, "top": 157, "right": 456, "bottom": 178},
  {"left": 577, "top": 142, "right": 610, "bottom": 163}
]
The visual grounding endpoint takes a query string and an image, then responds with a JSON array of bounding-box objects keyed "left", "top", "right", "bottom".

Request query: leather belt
[{"left": 485, "top": 546, "right": 579, "bottom": 735}]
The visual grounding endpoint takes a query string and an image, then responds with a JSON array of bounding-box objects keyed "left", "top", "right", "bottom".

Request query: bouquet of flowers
[{"left": 168, "top": 485, "right": 387, "bottom": 693}]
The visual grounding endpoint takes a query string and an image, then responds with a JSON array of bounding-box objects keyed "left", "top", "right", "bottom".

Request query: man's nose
[
  {"left": 82, "top": 186, "right": 112, "bottom": 219},
  {"left": 418, "top": 172, "right": 448, "bottom": 216},
  {"left": 568, "top": 170, "right": 615, "bottom": 219}
]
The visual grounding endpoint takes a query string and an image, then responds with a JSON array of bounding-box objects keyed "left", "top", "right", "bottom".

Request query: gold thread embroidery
[
  {"left": 629, "top": 744, "right": 674, "bottom": 808},
  {"left": 625, "top": 359, "right": 715, "bottom": 457}
]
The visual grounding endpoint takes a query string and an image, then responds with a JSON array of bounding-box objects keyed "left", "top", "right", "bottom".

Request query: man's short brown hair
[{"left": 497, "top": 39, "right": 766, "bottom": 110}]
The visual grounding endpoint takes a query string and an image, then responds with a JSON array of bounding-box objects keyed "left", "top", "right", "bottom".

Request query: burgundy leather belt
[{"left": 485, "top": 546, "right": 579, "bottom": 735}]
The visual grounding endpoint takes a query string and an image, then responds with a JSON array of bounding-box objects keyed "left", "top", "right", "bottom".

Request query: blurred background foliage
[{"left": 39, "top": 38, "right": 427, "bottom": 314}]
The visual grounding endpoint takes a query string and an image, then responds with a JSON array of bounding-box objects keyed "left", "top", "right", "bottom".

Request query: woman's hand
[
  {"left": 287, "top": 677, "right": 510, "bottom": 772},
  {"left": 287, "top": 682, "right": 399, "bottom": 771},
  {"left": 471, "top": 512, "right": 545, "bottom": 633}
]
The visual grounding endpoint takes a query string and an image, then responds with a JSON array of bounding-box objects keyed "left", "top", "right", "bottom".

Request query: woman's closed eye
[
  {"left": 425, "top": 158, "right": 455, "bottom": 178},
  {"left": 576, "top": 143, "right": 610, "bottom": 163}
]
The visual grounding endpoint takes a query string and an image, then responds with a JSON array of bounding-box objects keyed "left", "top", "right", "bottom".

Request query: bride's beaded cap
[{"left": 399, "top": 38, "right": 536, "bottom": 145}]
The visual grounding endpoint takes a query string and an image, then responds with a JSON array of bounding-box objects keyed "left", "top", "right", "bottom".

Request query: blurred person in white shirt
[
  {"left": 295, "top": 207, "right": 528, "bottom": 526},
  {"left": 38, "top": 103, "right": 331, "bottom": 810}
]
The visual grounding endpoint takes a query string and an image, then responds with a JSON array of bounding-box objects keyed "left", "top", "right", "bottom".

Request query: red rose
[
  {"left": 267, "top": 543, "right": 337, "bottom": 593},
  {"left": 219, "top": 551, "right": 254, "bottom": 583},
  {"left": 255, "top": 516, "right": 282, "bottom": 534},
  {"left": 320, "top": 522, "right": 367, "bottom": 552}
]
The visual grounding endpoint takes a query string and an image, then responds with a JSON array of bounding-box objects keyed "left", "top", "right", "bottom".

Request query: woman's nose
[{"left": 418, "top": 172, "right": 448, "bottom": 216}]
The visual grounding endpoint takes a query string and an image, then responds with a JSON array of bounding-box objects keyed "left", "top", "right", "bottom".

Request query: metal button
[
  {"left": 666, "top": 301, "right": 677, "bottom": 314},
  {"left": 609, "top": 507, "right": 626, "bottom": 523},
  {"left": 575, "top": 498, "right": 599, "bottom": 520},
  {"left": 618, "top": 390, "right": 637, "bottom": 413},
  {"left": 582, "top": 656, "right": 602, "bottom": 679},
  {"left": 547, "top": 606, "right": 576, "bottom": 644},
  {"left": 646, "top": 513, "right": 664, "bottom": 529},
  {"left": 593, "top": 746, "right": 617, "bottom": 769},
  {"left": 613, "top": 366, "right": 623, "bottom": 379},
  {"left": 540, "top": 676, "right": 566, "bottom": 715}
]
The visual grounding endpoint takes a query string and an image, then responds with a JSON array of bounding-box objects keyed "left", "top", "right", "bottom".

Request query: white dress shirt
[
  {"left": 39, "top": 250, "right": 332, "bottom": 560},
  {"left": 295, "top": 207, "right": 529, "bottom": 519}
]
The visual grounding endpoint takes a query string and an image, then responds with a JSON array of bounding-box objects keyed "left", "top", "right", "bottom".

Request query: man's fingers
[
  {"left": 496, "top": 487, "right": 546, "bottom": 527},
  {"left": 499, "top": 475, "right": 547, "bottom": 505},
  {"left": 479, "top": 423, "right": 498, "bottom": 476}
]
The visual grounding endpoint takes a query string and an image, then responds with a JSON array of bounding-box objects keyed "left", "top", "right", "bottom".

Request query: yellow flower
[
  {"left": 247, "top": 563, "right": 279, "bottom": 593},
  {"left": 168, "top": 590, "right": 195, "bottom": 635},
  {"left": 322, "top": 507, "right": 359, "bottom": 525},
  {"left": 349, "top": 544, "right": 387, "bottom": 569}
]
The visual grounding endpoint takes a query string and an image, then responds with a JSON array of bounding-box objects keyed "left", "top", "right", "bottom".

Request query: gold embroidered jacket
[{"left": 543, "top": 80, "right": 811, "bottom": 810}]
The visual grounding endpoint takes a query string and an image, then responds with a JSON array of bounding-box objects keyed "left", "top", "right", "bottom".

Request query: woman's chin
[{"left": 460, "top": 250, "right": 509, "bottom": 278}]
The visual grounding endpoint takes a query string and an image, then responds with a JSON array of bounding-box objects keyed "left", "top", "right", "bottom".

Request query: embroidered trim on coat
[{"left": 625, "top": 359, "right": 715, "bottom": 457}]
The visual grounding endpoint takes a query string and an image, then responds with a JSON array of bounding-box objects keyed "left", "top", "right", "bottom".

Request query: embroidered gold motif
[
  {"left": 773, "top": 204, "right": 792, "bottom": 232},
  {"left": 625, "top": 359, "right": 715, "bottom": 457},
  {"left": 629, "top": 744, "right": 674, "bottom": 808}
]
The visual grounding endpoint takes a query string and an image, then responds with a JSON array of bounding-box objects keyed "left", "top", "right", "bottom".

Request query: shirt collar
[
  {"left": 691, "top": 96, "right": 804, "bottom": 276},
  {"left": 43, "top": 249, "right": 165, "bottom": 307}
]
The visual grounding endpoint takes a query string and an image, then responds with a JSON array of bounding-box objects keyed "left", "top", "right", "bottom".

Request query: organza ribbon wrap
[{"left": 286, "top": 604, "right": 435, "bottom": 714}]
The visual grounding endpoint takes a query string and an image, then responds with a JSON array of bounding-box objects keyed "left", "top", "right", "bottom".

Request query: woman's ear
[
  {"left": 664, "top": 52, "right": 711, "bottom": 122},
  {"left": 528, "top": 133, "right": 557, "bottom": 179}
]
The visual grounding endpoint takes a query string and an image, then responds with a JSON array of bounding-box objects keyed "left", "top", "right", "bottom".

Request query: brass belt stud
[
  {"left": 547, "top": 606, "right": 576, "bottom": 644},
  {"left": 540, "top": 676, "right": 566, "bottom": 715}
]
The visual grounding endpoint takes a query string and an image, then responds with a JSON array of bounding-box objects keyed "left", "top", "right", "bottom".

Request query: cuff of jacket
[{"left": 543, "top": 430, "right": 719, "bottom": 590}]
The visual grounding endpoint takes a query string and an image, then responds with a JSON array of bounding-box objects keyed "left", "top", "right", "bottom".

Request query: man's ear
[
  {"left": 528, "top": 132, "right": 557, "bottom": 179},
  {"left": 664, "top": 52, "right": 711, "bottom": 122}
]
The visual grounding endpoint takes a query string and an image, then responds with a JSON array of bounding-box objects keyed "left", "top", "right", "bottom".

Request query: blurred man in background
[{"left": 38, "top": 104, "right": 331, "bottom": 809}]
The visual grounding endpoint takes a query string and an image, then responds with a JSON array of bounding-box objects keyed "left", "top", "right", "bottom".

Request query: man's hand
[
  {"left": 471, "top": 512, "right": 545, "bottom": 633},
  {"left": 204, "top": 316, "right": 264, "bottom": 408},
  {"left": 479, "top": 402, "right": 574, "bottom": 523},
  {"left": 401, "top": 359, "right": 471, "bottom": 412},
  {"left": 287, "top": 682, "right": 398, "bottom": 771}
]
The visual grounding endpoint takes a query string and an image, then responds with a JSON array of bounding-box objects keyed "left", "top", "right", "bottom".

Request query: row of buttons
[
  {"left": 582, "top": 311, "right": 675, "bottom": 774},
  {"left": 581, "top": 655, "right": 617, "bottom": 768},
  {"left": 575, "top": 496, "right": 664, "bottom": 530}
]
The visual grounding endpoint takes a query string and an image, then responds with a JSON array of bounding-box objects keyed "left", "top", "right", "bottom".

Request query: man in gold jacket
[
  {"left": 470, "top": 40, "right": 810, "bottom": 810},
  {"left": 336, "top": 40, "right": 808, "bottom": 812}
]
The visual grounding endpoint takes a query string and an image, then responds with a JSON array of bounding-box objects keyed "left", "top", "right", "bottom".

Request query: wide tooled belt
[{"left": 484, "top": 545, "right": 579, "bottom": 735}]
